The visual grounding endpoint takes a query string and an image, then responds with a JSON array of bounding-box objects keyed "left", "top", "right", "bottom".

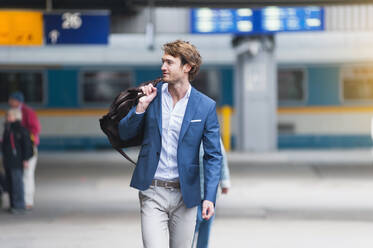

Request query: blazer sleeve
[
  {"left": 118, "top": 106, "right": 146, "bottom": 141},
  {"left": 202, "top": 102, "right": 223, "bottom": 204}
]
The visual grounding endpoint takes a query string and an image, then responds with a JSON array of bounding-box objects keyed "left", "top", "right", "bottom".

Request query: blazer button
[{"left": 156, "top": 152, "right": 160, "bottom": 156}]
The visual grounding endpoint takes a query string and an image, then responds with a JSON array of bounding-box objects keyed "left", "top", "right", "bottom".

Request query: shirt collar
[
  {"left": 185, "top": 84, "right": 192, "bottom": 99},
  {"left": 163, "top": 83, "right": 192, "bottom": 100}
]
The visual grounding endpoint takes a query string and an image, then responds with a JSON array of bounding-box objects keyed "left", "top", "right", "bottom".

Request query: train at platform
[
  {"left": 1, "top": 31, "right": 373, "bottom": 150},
  {"left": 1, "top": 62, "right": 373, "bottom": 151}
]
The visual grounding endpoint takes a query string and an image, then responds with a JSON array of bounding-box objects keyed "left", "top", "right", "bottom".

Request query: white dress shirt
[{"left": 153, "top": 83, "right": 191, "bottom": 181}]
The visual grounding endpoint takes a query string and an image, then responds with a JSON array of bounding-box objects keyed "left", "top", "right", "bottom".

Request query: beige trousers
[
  {"left": 23, "top": 152, "right": 37, "bottom": 206},
  {"left": 139, "top": 185, "right": 197, "bottom": 248}
]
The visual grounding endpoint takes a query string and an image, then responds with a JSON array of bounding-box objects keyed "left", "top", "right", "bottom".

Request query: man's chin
[{"left": 162, "top": 76, "right": 171, "bottom": 83}]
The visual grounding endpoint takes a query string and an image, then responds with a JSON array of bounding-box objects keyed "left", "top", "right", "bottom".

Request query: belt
[{"left": 151, "top": 179, "right": 180, "bottom": 189}]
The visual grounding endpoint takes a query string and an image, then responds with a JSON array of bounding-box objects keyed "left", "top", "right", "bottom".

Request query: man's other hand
[
  {"left": 23, "top": 160, "right": 29, "bottom": 169},
  {"left": 221, "top": 187, "right": 229, "bottom": 194},
  {"left": 202, "top": 200, "right": 214, "bottom": 220}
]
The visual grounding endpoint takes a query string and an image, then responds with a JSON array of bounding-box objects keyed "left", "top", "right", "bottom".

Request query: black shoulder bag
[{"left": 99, "top": 77, "right": 162, "bottom": 165}]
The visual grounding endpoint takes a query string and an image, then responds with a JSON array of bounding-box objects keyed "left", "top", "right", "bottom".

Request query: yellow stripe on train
[{"left": 2, "top": 106, "right": 373, "bottom": 117}]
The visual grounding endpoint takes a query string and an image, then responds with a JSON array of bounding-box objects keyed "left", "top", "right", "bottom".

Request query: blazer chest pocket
[
  {"left": 189, "top": 119, "right": 203, "bottom": 131},
  {"left": 190, "top": 119, "right": 202, "bottom": 123}
]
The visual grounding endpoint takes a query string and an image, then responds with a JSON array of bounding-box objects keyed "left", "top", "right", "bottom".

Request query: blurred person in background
[
  {"left": 2, "top": 108, "right": 34, "bottom": 214},
  {"left": 192, "top": 139, "right": 231, "bottom": 248},
  {"left": 0, "top": 168, "right": 5, "bottom": 208},
  {"left": 8, "top": 92, "right": 41, "bottom": 210}
]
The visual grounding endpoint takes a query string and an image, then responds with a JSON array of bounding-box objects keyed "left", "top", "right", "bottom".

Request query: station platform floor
[{"left": 2, "top": 149, "right": 373, "bottom": 247}]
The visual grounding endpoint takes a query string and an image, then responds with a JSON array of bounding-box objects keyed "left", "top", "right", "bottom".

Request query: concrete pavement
[
  {"left": 36, "top": 148, "right": 373, "bottom": 166},
  {"left": 2, "top": 149, "right": 373, "bottom": 247}
]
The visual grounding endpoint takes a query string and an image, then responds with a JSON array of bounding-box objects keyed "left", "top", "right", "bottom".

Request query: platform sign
[
  {"left": 190, "top": 8, "right": 254, "bottom": 34},
  {"left": 0, "top": 10, "right": 43, "bottom": 46},
  {"left": 190, "top": 7, "right": 324, "bottom": 34},
  {"left": 44, "top": 11, "right": 110, "bottom": 45},
  {"left": 260, "top": 6, "right": 324, "bottom": 33}
]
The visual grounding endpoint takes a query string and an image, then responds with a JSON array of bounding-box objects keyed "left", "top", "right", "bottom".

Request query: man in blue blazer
[{"left": 119, "top": 40, "right": 222, "bottom": 248}]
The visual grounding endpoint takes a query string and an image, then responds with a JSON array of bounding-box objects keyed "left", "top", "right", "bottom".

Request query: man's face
[
  {"left": 8, "top": 98, "right": 21, "bottom": 108},
  {"left": 161, "top": 54, "right": 190, "bottom": 84}
]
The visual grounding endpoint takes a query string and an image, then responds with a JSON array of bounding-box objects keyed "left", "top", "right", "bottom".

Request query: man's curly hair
[{"left": 162, "top": 40, "right": 202, "bottom": 82}]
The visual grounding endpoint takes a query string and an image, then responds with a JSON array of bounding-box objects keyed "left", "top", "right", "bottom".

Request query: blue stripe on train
[
  {"left": 38, "top": 135, "right": 373, "bottom": 151},
  {"left": 279, "top": 134, "right": 373, "bottom": 149},
  {"left": 39, "top": 137, "right": 110, "bottom": 151}
]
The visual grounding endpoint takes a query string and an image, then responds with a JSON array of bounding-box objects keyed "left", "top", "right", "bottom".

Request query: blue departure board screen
[
  {"left": 260, "top": 7, "right": 324, "bottom": 32},
  {"left": 44, "top": 11, "right": 110, "bottom": 45},
  {"left": 190, "top": 8, "right": 255, "bottom": 34},
  {"left": 190, "top": 7, "right": 324, "bottom": 34}
]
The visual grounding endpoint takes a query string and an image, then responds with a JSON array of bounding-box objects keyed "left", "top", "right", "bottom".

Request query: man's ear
[{"left": 183, "top": 63, "right": 192, "bottom": 73}]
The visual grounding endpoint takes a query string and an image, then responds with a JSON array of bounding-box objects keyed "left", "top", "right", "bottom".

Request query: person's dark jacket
[
  {"left": 0, "top": 172, "right": 5, "bottom": 193},
  {"left": 2, "top": 121, "right": 34, "bottom": 169}
]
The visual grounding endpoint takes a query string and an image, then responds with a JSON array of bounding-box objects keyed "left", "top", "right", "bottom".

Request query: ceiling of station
[
  {"left": 133, "top": 0, "right": 373, "bottom": 7},
  {"left": 1, "top": 0, "right": 373, "bottom": 13}
]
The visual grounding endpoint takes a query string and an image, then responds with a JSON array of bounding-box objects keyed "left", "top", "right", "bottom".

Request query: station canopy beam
[{"left": 1, "top": 0, "right": 373, "bottom": 12}]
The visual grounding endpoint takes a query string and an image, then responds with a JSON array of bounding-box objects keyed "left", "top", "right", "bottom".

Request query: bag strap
[{"left": 115, "top": 147, "right": 136, "bottom": 166}]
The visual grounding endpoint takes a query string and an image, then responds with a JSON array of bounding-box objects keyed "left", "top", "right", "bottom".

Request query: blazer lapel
[
  {"left": 179, "top": 87, "right": 200, "bottom": 144},
  {"left": 154, "top": 82, "right": 163, "bottom": 135}
]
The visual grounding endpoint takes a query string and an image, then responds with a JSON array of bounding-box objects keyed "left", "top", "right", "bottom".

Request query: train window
[
  {"left": 342, "top": 67, "right": 373, "bottom": 101},
  {"left": 82, "top": 71, "right": 132, "bottom": 103},
  {"left": 278, "top": 68, "right": 305, "bottom": 102},
  {"left": 0, "top": 71, "right": 44, "bottom": 104},
  {"left": 192, "top": 70, "right": 220, "bottom": 103}
]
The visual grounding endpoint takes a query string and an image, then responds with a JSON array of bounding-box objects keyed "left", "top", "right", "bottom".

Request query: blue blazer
[{"left": 119, "top": 82, "right": 222, "bottom": 208}]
